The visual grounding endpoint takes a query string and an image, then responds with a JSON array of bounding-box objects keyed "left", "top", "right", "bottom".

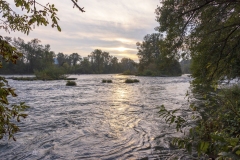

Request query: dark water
[{"left": 0, "top": 74, "right": 191, "bottom": 160}]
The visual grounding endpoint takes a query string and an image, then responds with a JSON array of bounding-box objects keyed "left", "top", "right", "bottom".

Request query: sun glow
[{"left": 116, "top": 47, "right": 127, "bottom": 52}]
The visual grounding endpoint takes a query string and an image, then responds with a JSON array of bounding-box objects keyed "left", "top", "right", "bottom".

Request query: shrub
[
  {"left": 107, "top": 80, "right": 112, "bottom": 83},
  {"left": 133, "top": 79, "right": 139, "bottom": 82},
  {"left": 122, "top": 70, "right": 134, "bottom": 75},
  {"left": 102, "top": 79, "right": 112, "bottom": 83},
  {"left": 125, "top": 79, "right": 140, "bottom": 83},
  {"left": 34, "top": 66, "right": 67, "bottom": 80},
  {"left": 159, "top": 85, "right": 240, "bottom": 159},
  {"left": 66, "top": 80, "right": 76, "bottom": 86},
  {"left": 143, "top": 70, "right": 154, "bottom": 76},
  {"left": 136, "top": 70, "right": 156, "bottom": 76}
]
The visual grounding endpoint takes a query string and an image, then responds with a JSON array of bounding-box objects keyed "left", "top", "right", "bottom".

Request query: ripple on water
[{"left": 0, "top": 74, "right": 191, "bottom": 160}]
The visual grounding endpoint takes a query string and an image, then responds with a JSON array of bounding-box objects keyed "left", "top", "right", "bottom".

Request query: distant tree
[
  {"left": 120, "top": 58, "right": 136, "bottom": 72},
  {"left": 37, "top": 44, "right": 55, "bottom": 69},
  {"left": 109, "top": 56, "right": 119, "bottom": 73},
  {"left": 11, "top": 38, "right": 56, "bottom": 72},
  {"left": 57, "top": 53, "right": 67, "bottom": 66},
  {"left": 80, "top": 57, "right": 92, "bottom": 74},
  {"left": 12, "top": 37, "right": 28, "bottom": 70},
  {"left": 89, "top": 49, "right": 104, "bottom": 73},
  {"left": 69, "top": 53, "right": 81, "bottom": 66},
  {"left": 136, "top": 33, "right": 162, "bottom": 71},
  {"left": 102, "top": 52, "right": 111, "bottom": 73}
]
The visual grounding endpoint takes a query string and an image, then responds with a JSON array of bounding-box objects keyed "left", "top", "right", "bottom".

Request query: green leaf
[
  {"left": 57, "top": 25, "right": 61, "bottom": 32},
  {"left": 170, "top": 116, "right": 175, "bottom": 123},
  {"left": 236, "top": 150, "right": 240, "bottom": 155},
  {"left": 200, "top": 141, "right": 209, "bottom": 153},
  {"left": 227, "top": 138, "right": 239, "bottom": 146}
]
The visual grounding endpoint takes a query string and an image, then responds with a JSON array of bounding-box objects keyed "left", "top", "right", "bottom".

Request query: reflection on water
[{"left": 0, "top": 74, "right": 191, "bottom": 160}]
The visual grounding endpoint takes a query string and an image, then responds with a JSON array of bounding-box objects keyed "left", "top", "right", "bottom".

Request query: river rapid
[{"left": 0, "top": 74, "right": 191, "bottom": 160}]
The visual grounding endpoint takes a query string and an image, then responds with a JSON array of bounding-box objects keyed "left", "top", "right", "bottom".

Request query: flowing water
[{"left": 0, "top": 74, "right": 191, "bottom": 160}]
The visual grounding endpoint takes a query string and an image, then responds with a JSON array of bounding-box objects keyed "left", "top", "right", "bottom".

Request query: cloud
[{"left": 1, "top": 0, "right": 159, "bottom": 61}]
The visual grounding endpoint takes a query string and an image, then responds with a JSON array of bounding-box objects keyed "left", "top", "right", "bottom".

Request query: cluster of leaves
[
  {"left": 160, "top": 85, "right": 240, "bottom": 159},
  {"left": 0, "top": 36, "right": 22, "bottom": 66},
  {"left": 1, "top": 0, "right": 59, "bottom": 33},
  {"left": 0, "top": 0, "right": 85, "bottom": 34},
  {"left": 0, "top": 36, "right": 29, "bottom": 140},
  {"left": 158, "top": 105, "right": 186, "bottom": 132},
  {"left": 156, "top": 0, "right": 240, "bottom": 83},
  {"left": 156, "top": 0, "right": 240, "bottom": 159},
  {"left": 0, "top": 78, "right": 29, "bottom": 140}
]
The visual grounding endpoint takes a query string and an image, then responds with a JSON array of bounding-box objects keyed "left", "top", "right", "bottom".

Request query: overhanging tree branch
[
  {"left": 210, "top": 25, "right": 240, "bottom": 80},
  {"left": 71, "top": 0, "right": 85, "bottom": 12}
]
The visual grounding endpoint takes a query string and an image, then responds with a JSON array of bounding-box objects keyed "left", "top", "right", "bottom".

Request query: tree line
[
  {"left": 1, "top": 36, "right": 185, "bottom": 76},
  {"left": 0, "top": 37, "right": 137, "bottom": 75}
]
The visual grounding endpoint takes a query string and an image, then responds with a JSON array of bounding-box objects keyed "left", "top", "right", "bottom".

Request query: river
[{"left": 0, "top": 74, "right": 191, "bottom": 160}]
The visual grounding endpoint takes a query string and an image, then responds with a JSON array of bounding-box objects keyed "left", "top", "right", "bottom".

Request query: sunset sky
[{"left": 1, "top": 0, "right": 160, "bottom": 61}]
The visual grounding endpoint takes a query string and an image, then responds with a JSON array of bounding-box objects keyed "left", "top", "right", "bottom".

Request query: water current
[{"left": 0, "top": 74, "right": 191, "bottom": 160}]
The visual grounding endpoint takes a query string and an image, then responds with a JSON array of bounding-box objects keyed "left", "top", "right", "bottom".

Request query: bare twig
[{"left": 71, "top": 0, "right": 85, "bottom": 12}]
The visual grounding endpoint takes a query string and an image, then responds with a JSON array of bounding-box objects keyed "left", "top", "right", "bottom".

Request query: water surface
[{"left": 0, "top": 74, "right": 191, "bottom": 160}]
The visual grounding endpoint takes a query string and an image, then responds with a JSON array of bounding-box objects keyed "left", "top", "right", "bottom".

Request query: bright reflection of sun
[
  {"left": 113, "top": 87, "right": 128, "bottom": 102},
  {"left": 117, "top": 88, "right": 126, "bottom": 98},
  {"left": 119, "top": 91, "right": 125, "bottom": 98},
  {"left": 110, "top": 75, "right": 131, "bottom": 107},
  {"left": 102, "top": 75, "right": 140, "bottom": 139}
]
